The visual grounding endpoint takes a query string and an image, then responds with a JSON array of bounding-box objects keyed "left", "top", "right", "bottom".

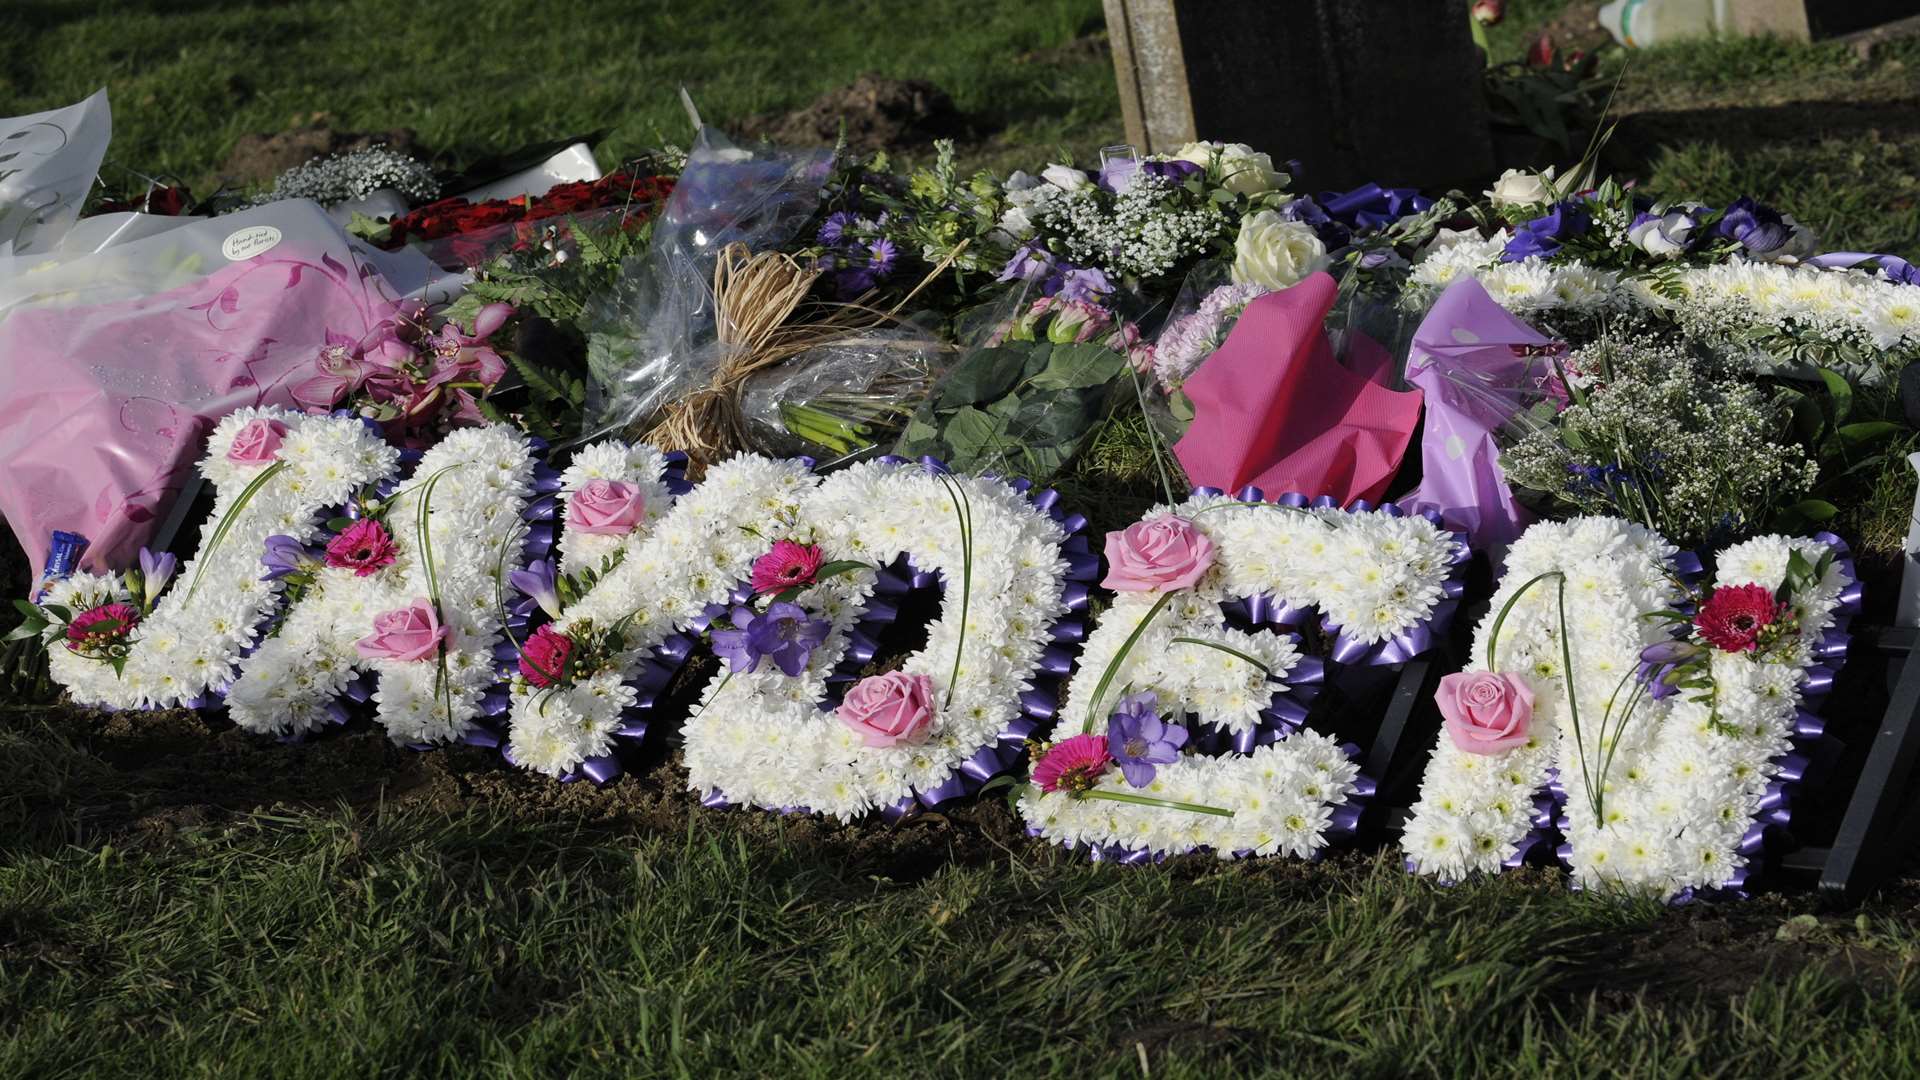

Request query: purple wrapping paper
[{"left": 1399, "top": 278, "right": 1563, "bottom": 553}]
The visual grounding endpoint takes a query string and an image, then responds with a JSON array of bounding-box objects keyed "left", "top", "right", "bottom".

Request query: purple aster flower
[
  {"left": 1053, "top": 266, "right": 1115, "bottom": 305},
  {"left": 509, "top": 559, "right": 562, "bottom": 620},
  {"left": 709, "top": 601, "right": 829, "bottom": 677},
  {"left": 136, "top": 546, "right": 176, "bottom": 607},
  {"left": 260, "top": 535, "right": 318, "bottom": 581},
  {"left": 866, "top": 237, "right": 898, "bottom": 278},
  {"left": 1716, "top": 197, "right": 1791, "bottom": 257},
  {"left": 1501, "top": 200, "right": 1592, "bottom": 262},
  {"left": 998, "top": 243, "right": 1057, "bottom": 284},
  {"left": 818, "top": 211, "right": 855, "bottom": 246},
  {"left": 1105, "top": 691, "right": 1188, "bottom": 788}
]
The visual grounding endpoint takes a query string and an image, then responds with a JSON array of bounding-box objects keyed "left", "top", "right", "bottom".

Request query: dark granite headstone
[{"left": 1104, "top": 0, "right": 1495, "bottom": 191}]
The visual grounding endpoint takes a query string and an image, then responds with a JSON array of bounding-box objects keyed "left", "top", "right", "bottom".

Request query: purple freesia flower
[
  {"left": 709, "top": 601, "right": 829, "bottom": 677},
  {"left": 1716, "top": 197, "right": 1791, "bottom": 257},
  {"left": 260, "top": 535, "right": 318, "bottom": 581},
  {"left": 137, "top": 546, "right": 177, "bottom": 606},
  {"left": 1501, "top": 201, "right": 1592, "bottom": 261},
  {"left": 1637, "top": 638, "right": 1704, "bottom": 700},
  {"left": 510, "top": 559, "right": 562, "bottom": 620},
  {"left": 1105, "top": 691, "right": 1188, "bottom": 788}
]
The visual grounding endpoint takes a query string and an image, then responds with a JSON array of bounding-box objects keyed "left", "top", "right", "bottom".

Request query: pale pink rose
[
  {"left": 568, "top": 479, "right": 647, "bottom": 535},
  {"left": 354, "top": 598, "right": 447, "bottom": 662},
  {"left": 1100, "top": 514, "right": 1215, "bottom": 592},
  {"left": 1438, "top": 671, "right": 1535, "bottom": 755},
  {"left": 227, "top": 418, "right": 287, "bottom": 465},
  {"left": 838, "top": 671, "right": 936, "bottom": 748}
]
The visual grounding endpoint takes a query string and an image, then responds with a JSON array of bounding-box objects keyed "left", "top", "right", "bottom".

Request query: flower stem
[
  {"left": 1085, "top": 789, "right": 1235, "bottom": 817},
  {"left": 1082, "top": 591, "right": 1177, "bottom": 734}
]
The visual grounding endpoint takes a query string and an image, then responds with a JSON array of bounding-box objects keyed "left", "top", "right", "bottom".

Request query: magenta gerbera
[
  {"left": 66, "top": 602, "right": 139, "bottom": 655},
  {"left": 750, "top": 540, "right": 826, "bottom": 596},
  {"left": 1032, "top": 734, "right": 1114, "bottom": 795},
  {"left": 519, "top": 625, "right": 575, "bottom": 688},
  {"left": 324, "top": 519, "right": 398, "bottom": 577},
  {"left": 1695, "top": 583, "right": 1788, "bottom": 654}
]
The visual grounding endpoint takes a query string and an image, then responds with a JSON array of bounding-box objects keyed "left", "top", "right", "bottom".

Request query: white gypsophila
[
  {"left": 681, "top": 461, "right": 1073, "bottom": 819},
  {"left": 224, "top": 425, "right": 537, "bottom": 743},
  {"left": 1564, "top": 534, "right": 1851, "bottom": 897},
  {"left": 1400, "top": 517, "right": 1681, "bottom": 881},
  {"left": 1021, "top": 495, "right": 1457, "bottom": 859},
  {"left": 48, "top": 409, "right": 400, "bottom": 709},
  {"left": 505, "top": 454, "right": 817, "bottom": 776},
  {"left": 1021, "top": 733, "right": 1361, "bottom": 859},
  {"left": 553, "top": 441, "right": 677, "bottom": 578},
  {"left": 241, "top": 146, "right": 439, "bottom": 209}
]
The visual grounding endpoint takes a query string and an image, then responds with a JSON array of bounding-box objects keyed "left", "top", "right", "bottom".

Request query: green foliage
[{"left": 897, "top": 340, "right": 1126, "bottom": 480}]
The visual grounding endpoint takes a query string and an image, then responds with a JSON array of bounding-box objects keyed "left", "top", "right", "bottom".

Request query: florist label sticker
[{"left": 221, "top": 225, "right": 282, "bottom": 261}]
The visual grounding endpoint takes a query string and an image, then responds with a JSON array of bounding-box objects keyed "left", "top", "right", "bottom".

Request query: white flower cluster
[
  {"left": 1401, "top": 517, "right": 1680, "bottom": 880},
  {"left": 242, "top": 146, "right": 439, "bottom": 209},
  {"left": 1178, "top": 493, "right": 1459, "bottom": 645},
  {"left": 506, "top": 454, "right": 813, "bottom": 776},
  {"left": 1022, "top": 495, "right": 1458, "bottom": 859},
  {"left": 49, "top": 409, "right": 400, "bottom": 709},
  {"left": 1647, "top": 260, "right": 1920, "bottom": 358},
  {"left": 554, "top": 441, "right": 677, "bottom": 577},
  {"left": 1021, "top": 733, "right": 1361, "bottom": 859},
  {"left": 1407, "top": 232, "right": 1627, "bottom": 317},
  {"left": 1564, "top": 534, "right": 1851, "bottom": 896},
  {"left": 682, "top": 461, "right": 1073, "bottom": 819},
  {"left": 1025, "top": 172, "right": 1228, "bottom": 281},
  {"left": 226, "top": 425, "right": 537, "bottom": 743}
]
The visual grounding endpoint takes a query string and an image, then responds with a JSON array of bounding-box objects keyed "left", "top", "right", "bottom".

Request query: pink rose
[
  {"left": 837, "top": 671, "right": 936, "bottom": 748},
  {"left": 354, "top": 598, "right": 446, "bottom": 662},
  {"left": 1100, "top": 514, "right": 1215, "bottom": 592},
  {"left": 1437, "top": 671, "right": 1535, "bottom": 755},
  {"left": 227, "top": 418, "right": 287, "bottom": 465},
  {"left": 568, "top": 479, "right": 646, "bottom": 535}
]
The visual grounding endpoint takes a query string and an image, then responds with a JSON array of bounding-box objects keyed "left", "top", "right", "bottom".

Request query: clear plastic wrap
[
  {"left": 739, "top": 325, "right": 953, "bottom": 468},
  {"left": 0, "top": 199, "right": 447, "bottom": 575},
  {"left": 582, "top": 127, "right": 833, "bottom": 438},
  {"left": 0, "top": 89, "right": 111, "bottom": 257}
]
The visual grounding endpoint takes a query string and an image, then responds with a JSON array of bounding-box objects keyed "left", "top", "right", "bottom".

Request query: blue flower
[
  {"left": 1105, "top": 691, "right": 1188, "bottom": 788},
  {"left": 509, "top": 559, "right": 562, "bottom": 620},
  {"left": 260, "top": 535, "right": 318, "bottom": 582},
  {"left": 1501, "top": 201, "right": 1592, "bottom": 261},
  {"left": 709, "top": 601, "right": 829, "bottom": 677},
  {"left": 1053, "top": 266, "right": 1115, "bottom": 305},
  {"left": 1716, "top": 197, "right": 1791, "bottom": 257}
]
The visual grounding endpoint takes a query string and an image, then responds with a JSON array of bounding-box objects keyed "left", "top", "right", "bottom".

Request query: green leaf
[
  {"left": 1785, "top": 498, "right": 1839, "bottom": 523},
  {"left": 1169, "top": 390, "right": 1195, "bottom": 423},
  {"left": 1029, "top": 343, "right": 1127, "bottom": 391},
  {"left": 326, "top": 516, "right": 355, "bottom": 533},
  {"left": 12, "top": 598, "right": 42, "bottom": 621},
  {"left": 1837, "top": 421, "right": 1901, "bottom": 448},
  {"left": 934, "top": 345, "right": 1031, "bottom": 409},
  {"left": 4, "top": 622, "right": 44, "bottom": 642},
  {"left": 1818, "top": 367, "right": 1854, "bottom": 426},
  {"left": 941, "top": 406, "right": 1011, "bottom": 462},
  {"left": 41, "top": 604, "right": 70, "bottom": 623}
]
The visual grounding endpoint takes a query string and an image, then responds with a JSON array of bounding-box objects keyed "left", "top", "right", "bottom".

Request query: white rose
[
  {"left": 995, "top": 206, "right": 1034, "bottom": 242},
  {"left": 1627, "top": 209, "right": 1697, "bottom": 259},
  {"left": 1231, "top": 210, "right": 1327, "bottom": 291},
  {"left": 1484, "top": 166, "right": 1557, "bottom": 209},
  {"left": 1175, "top": 140, "right": 1283, "bottom": 196},
  {"left": 1041, "top": 164, "right": 1092, "bottom": 192}
]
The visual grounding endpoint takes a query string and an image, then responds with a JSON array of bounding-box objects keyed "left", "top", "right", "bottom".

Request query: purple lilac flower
[
  {"left": 1105, "top": 691, "right": 1188, "bottom": 788},
  {"left": 1716, "top": 197, "right": 1791, "bottom": 257},
  {"left": 260, "top": 535, "right": 318, "bottom": 581},
  {"left": 136, "top": 547, "right": 176, "bottom": 606},
  {"left": 509, "top": 559, "right": 562, "bottom": 620},
  {"left": 1501, "top": 201, "right": 1592, "bottom": 262},
  {"left": 709, "top": 601, "right": 829, "bottom": 677}
]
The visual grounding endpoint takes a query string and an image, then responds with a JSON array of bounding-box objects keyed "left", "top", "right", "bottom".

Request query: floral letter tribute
[{"left": 1021, "top": 487, "right": 1467, "bottom": 861}]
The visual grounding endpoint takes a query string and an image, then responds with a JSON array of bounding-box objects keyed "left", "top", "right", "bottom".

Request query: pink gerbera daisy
[
  {"left": 751, "top": 540, "right": 826, "bottom": 596},
  {"left": 1032, "top": 734, "right": 1114, "bottom": 795}
]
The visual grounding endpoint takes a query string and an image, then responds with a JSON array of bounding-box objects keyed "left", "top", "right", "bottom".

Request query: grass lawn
[{"left": 4, "top": 1, "right": 1920, "bottom": 1076}]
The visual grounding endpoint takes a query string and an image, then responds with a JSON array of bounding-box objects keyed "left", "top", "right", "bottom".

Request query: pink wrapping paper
[
  {"left": 0, "top": 248, "right": 405, "bottom": 575},
  {"left": 1398, "top": 278, "right": 1560, "bottom": 550},
  {"left": 1173, "top": 273, "right": 1422, "bottom": 505}
]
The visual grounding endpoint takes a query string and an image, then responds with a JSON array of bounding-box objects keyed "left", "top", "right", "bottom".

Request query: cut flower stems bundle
[{"left": 3, "top": 88, "right": 1916, "bottom": 903}]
